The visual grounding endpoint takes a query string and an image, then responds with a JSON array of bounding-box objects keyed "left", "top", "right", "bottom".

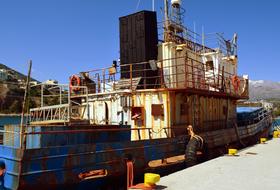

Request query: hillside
[
  {"left": 249, "top": 80, "right": 280, "bottom": 100},
  {"left": 249, "top": 80, "right": 280, "bottom": 116},
  {"left": 0, "top": 63, "right": 38, "bottom": 82},
  {"left": 0, "top": 63, "right": 40, "bottom": 114}
]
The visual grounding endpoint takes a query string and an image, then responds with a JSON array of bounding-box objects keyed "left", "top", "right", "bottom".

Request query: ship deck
[{"left": 157, "top": 138, "right": 280, "bottom": 190}]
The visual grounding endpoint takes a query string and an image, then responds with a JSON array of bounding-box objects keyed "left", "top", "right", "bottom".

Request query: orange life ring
[
  {"left": 231, "top": 75, "right": 240, "bottom": 93},
  {"left": 69, "top": 75, "right": 81, "bottom": 92}
]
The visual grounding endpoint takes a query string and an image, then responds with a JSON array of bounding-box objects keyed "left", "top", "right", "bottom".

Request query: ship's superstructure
[
  {"left": 0, "top": 1, "right": 272, "bottom": 190},
  {"left": 29, "top": 0, "right": 248, "bottom": 141}
]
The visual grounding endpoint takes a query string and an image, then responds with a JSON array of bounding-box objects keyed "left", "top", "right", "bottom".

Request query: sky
[{"left": 0, "top": 0, "right": 279, "bottom": 83}]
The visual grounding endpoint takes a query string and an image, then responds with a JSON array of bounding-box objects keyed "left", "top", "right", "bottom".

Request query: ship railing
[
  {"left": 21, "top": 127, "right": 186, "bottom": 139},
  {"left": 29, "top": 104, "right": 70, "bottom": 124},
  {"left": 0, "top": 111, "right": 271, "bottom": 148},
  {"left": 0, "top": 126, "right": 190, "bottom": 148},
  {"left": 157, "top": 20, "right": 234, "bottom": 55},
  {"left": 29, "top": 84, "right": 90, "bottom": 124},
  {"left": 238, "top": 113, "right": 272, "bottom": 138},
  {"left": 73, "top": 56, "right": 248, "bottom": 98},
  {"left": 119, "top": 56, "right": 248, "bottom": 98},
  {"left": 75, "top": 67, "right": 117, "bottom": 94},
  {"left": 237, "top": 108, "right": 271, "bottom": 127}
]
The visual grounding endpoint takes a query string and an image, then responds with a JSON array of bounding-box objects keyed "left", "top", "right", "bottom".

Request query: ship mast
[
  {"left": 20, "top": 60, "right": 32, "bottom": 149},
  {"left": 164, "top": 0, "right": 169, "bottom": 42},
  {"left": 163, "top": 0, "right": 185, "bottom": 43}
]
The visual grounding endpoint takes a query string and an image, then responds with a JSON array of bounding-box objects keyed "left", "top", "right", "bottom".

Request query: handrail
[
  {"left": 78, "top": 54, "right": 247, "bottom": 98},
  {"left": 30, "top": 104, "right": 69, "bottom": 111}
]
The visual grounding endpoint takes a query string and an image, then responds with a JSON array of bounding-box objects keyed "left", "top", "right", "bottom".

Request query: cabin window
[
  {"left": 206, "top": 61, "right": 214, "bottom": 71},
  {"left": 151, "top": 104, "right": 164, "bottom": 117},
  {"left": 131, "top": 107, "right": 144, "bottom": 120}
]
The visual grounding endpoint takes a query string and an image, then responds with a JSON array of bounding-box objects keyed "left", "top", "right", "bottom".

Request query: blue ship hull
[
  {"left": 0, "top": 125, "right": 185, "bottom": 190},
  {"left": 0, "top": 109, "right": 273, "bottom": 190}
]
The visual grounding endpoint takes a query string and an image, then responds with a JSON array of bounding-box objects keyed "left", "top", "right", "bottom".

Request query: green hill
[{"left": 0, "top": 63, "right": 40, "bottom": 114}]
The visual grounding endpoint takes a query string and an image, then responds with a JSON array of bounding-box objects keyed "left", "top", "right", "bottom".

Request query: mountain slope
[
  {"left": 249, "top": 80, "right": 280, "bottom": 100},
  {"left": 0, "top": 63, "right": 40, "bottom": 113},
  {"left": 0, "top": 63, "right": 38, "bottom": 82}
]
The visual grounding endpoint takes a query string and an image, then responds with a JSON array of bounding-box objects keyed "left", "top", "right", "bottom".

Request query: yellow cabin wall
[{"left": 130, "top": 90, "right": 237, "bottom": 140}]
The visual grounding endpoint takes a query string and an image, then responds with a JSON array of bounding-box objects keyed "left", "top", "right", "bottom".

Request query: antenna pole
[
  {"left": 152, "top": 0, "right": 155, "bottom": 11},
  {"left": 164, "top": 0, "right": 169, "bottom": 23},
  {"left": 164, "top": 0, "right": 169, "bottom": 41},
  {"left": 194, "top": 21, "right": 196, "bottom": 44},
  {"left": 20, "top": 60, "right": 32, "bottom": 149},
  {"left": 202, "top": 26, "right": 205, "bottom": 53}
]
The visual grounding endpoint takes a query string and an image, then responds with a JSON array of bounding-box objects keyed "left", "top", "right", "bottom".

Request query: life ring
[
  {"left": 70, "top": 75, "right": 81, "bottom": 92},
  {"left": 231, "top": 75, "right": 240, "bottom": 93}
]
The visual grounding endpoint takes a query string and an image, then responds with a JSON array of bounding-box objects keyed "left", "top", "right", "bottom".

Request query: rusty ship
[{"left": 0, "top": 0, "right": 272, "bottom": 189}]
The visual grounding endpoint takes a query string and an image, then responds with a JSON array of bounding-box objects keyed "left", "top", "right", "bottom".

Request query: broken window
[
  {"left": 152, "top": 104, "right": 164, "bottom": 117},
  {"left": 131, "top": 107, "right": 144, "bottom": 120}
]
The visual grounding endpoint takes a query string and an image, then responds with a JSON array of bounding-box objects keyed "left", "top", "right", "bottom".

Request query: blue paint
[
  {"left": 0, "top": 160, "right": 5, "bottom": 190},
  {"left": 236, "top": 107, "right": 262, "bottom": 113},
  {"left": 0, "top": 117, "right": 272, "bottom": 189},
  {"left": 0, "top": 134, "right": 185, "bottom": 190},
  {"left": 0, "top": 116, "right": 22, "bottom": 126}
]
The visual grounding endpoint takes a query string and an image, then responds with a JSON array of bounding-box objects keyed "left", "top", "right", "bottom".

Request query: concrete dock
[{"left": 158, "top": 138, "right": 280, "bottom": 190}]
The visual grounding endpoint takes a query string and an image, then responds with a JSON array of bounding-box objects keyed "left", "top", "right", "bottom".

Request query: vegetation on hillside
[
  {"left": 0, "top": 83, "right": 61, "bottom": 114},
  {"left": 0, "top": 83, "right": 37, "bottom": 114},
  {"left": 267, "top": 99, "right": 280, "bottom": 117}
]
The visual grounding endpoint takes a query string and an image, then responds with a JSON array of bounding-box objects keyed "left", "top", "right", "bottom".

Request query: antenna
[
  {"left": 152, "top": 0, "right": 155, "bottom": 11},
  {"left": 202, "top": 26, "right": 205, "bottom": 53},
  {"left": 194, "top": 21, "right": 196, "bottom": 44},
  {"left": 164, "top": 0, "right": 169, "bottom": 42},
  {"left": 171, "top": 0, "right": 183, "bottom": 25},
  {"left": 163, "top": 0, "right": 186, "bottom": 43},
  {"left": 164, "top": 0, "right": 169, "bottom": 23}
]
